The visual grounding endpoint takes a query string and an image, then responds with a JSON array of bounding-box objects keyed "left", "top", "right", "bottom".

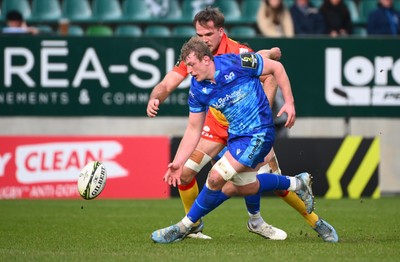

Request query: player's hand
[
  {"left": 277, "top": 102, "right": 296, "bottom": 128},
  {"left": 147, "top": 98, "right": 160, "bottom": 117},
  {"left": 270, "top": 47, "right": 282, "bottom": 61},
  {"left": 163, "top": 162, "right": 182, "bottom": 187}
]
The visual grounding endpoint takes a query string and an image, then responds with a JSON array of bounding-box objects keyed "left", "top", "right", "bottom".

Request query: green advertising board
[{"left": 0, "top": 36, "right": 399, "bottom": 117}]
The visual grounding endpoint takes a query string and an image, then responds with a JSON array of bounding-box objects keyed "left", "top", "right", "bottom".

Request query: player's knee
[
  {"left": 180, "top": 166, "right": 197, "bottom": 185},
  {"left": 213, "top": 156, "right": 237, "bottom": 181},
  {"left": 206, "top": 169, "right": 226, "bottom": 190},
  {"left": 184, "top": 150, "right": 212, "bottom": 173}
]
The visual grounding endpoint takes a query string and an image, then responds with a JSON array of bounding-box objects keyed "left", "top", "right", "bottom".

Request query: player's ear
[{"left": 203, "top": 55, "right": 212, "bottom": 64}]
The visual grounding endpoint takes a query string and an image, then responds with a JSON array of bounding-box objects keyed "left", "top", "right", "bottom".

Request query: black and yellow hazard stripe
[{"left": 325, "top": 136, "right": 380, "bottom": 199}]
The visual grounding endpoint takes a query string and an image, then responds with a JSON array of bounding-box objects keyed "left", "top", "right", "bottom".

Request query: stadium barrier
[
  {"left": 0, "top": 135, "right": 379, "bottom": 199},
  {"left": 171, "top": 136, "right": 380, "bottom": 199}
]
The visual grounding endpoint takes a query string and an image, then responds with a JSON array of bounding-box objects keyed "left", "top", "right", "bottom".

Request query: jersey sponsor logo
[
  {"left": 240, "top": 53, "right": 257, "bottom": 69},
  {"left": 211, "top": 89, "right": 244, "bottom": 109},
  {"left": 201, "top": 125, "right": 213, "bottom": 138},
  {"left": 248, "top": 138, "right": 262, "bottom": 160},
  {"left": 224, "top": 72, "right": 235, "bottom": 81},
  {"left": 201, "top": 131, "right": 213, "bottom": 139}
]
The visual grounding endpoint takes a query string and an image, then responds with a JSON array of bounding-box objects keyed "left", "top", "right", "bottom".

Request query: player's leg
[
  {"left": 229, "top": 133, "right": 312, "bottom": 239},
  {"left": 230, "top": 131, "right": 314, "bottom": 230},
  {"left": 239, "top": 149, "right": 286, "bottom": 239},
  {"left": 178, "top": 111, "right": 227, "bottom": 238},
  {"left": 214, "top": 146, "right": 286, "bottom": 239},
  {"left": 244, "top": 148, "right": 275, "bottom": 220},
  {"left": 215, "top": 127, "right": 288, "bottom": 240},
  {"left": 179, "top": 144, "right": 220, "bottom": 215},
  {"left": 151, "top": 152, "right": 235, "bottom": 244},
  {"left": 179, "top": 139, "right": 224, "bottom": 238},
  {"left": 178, "top": 110, "right": 227, "bottom": 210},
  {"left": 266, "top": 148, "right": 317, "bottom": 223},
  {"left": 264, "top": 150, "right": 338, "bottom": 242},
  {"left": 178, "top": 143, "right": 225, "bottom": 218},
  {"left": 228, "top": 131, "right": 314, "bottom": 213}
]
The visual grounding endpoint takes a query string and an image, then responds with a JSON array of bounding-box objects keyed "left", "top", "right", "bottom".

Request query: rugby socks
[
  {"left": 245, "top": 192, "right": 266, "bottom": 227},
  {"left": 244, "top": 194, "right": 261, "bottom": 214},
  {"left": 246, "top": 173, "right": 292, "bottom": 227},
  {"left": 178, "top": 178, "right": 202, "bottom": 226},
  {"left": 178, "top": 178, "right": 199, "bottom": 215},
  {"left": 266, "top": 154, "right": 320, "bottom": 228},
  {"left": 243, "top": 173, "right": 292, "bottom": 228},
  {"left": 276, "top": 190, "right": 319, "bottom": 227},
  {"left": 185, "top": 185, "right": 229, "bottom": 226},
  {"left": 257, "top": 173, "right": 292, "bottom": 192},
  {"left": 257, "top": 172, "right": 313, "bottom": 223},
  {"left": 247, "top": 211, "right": 264, "bottom": 228},
  {"left": 245, "top": 161, "right": 274, "bottom": 227}
]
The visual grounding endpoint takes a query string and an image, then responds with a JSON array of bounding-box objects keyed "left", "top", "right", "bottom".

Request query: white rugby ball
[{"left": 77, "top": 161, "right": 107, "bottom": 200}]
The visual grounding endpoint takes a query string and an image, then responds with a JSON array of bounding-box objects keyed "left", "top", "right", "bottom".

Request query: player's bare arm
[
  {"left": 146, "top": 71, "right": 185, "bottom": 117},
  {"left": 261, "top": 74, "right": 278, "bottom": 106},
  {"left": 257, "top": 53, "right": 296, "bottom": 128},
  {"left": 258, "top": 48, "right": 280, "bottom": 106},
  {"left": 259, "top": 47, "right": 282, "bottom": 61},
  {"left": 163, "top": 112, "right": 206, "bottom": 187}
]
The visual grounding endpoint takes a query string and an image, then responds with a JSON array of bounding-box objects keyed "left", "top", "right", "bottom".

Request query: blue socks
[
  {"left": 187, "top": 186, "right": 230, "bottom": 223},
  {"left": 257, "top": 173, "right": 291, "bottom": 193},
  {"left": 245, "top": 174, "right": 291, "bottom": 215},
  {"left": 244, "top": 194, "right": 261, "bottom": 214},
  {"left": 187, "top": 174, "right": 291, "bottom": 222}
]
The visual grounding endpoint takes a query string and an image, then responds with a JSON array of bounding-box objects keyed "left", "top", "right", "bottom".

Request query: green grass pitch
[{"left": 1, "top": 197, "right": 399, "bottom": 261}]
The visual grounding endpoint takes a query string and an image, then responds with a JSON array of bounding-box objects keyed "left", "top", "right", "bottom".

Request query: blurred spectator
[
  {"left": 145, "top": 0, "right": 170, "bottom": 17},
  {"left": 367, "top": 0, "right": 400, "bottom": 35},
  {"left": 192, "top": 0, "right": 216, "bottom": 14},
  {"left": 2, "top": 10, "right": 39, "bottom": 35},
  {"left": 319, "top": 0, "right": 353, "bottom": 36},
  {"left": 290, "top": 0, "right": 326, "bottom": 35},
  {"left": 257, "top": 0, "right": 294, "bottom": 37}
]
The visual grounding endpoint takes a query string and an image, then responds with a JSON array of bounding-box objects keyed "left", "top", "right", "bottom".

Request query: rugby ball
[{"left": 77, "top": 161, "right": 107, "bottom": 200}]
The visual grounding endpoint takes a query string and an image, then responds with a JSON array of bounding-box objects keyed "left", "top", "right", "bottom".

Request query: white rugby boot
[{"left": 247, "top": 221, "right": 287, "bottom": 240}]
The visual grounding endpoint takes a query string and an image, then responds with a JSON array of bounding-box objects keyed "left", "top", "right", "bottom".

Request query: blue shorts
[{"left": 215, "top": 128, "right": 275, "bottom": 169}]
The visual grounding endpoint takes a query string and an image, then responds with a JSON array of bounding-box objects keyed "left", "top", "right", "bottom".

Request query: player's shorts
[
  {"left": 201, "top": 110, "right": 228, "bottom": 144},
  {"left": 227, "top": 128, "right": 275, "bottom": 169}
]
